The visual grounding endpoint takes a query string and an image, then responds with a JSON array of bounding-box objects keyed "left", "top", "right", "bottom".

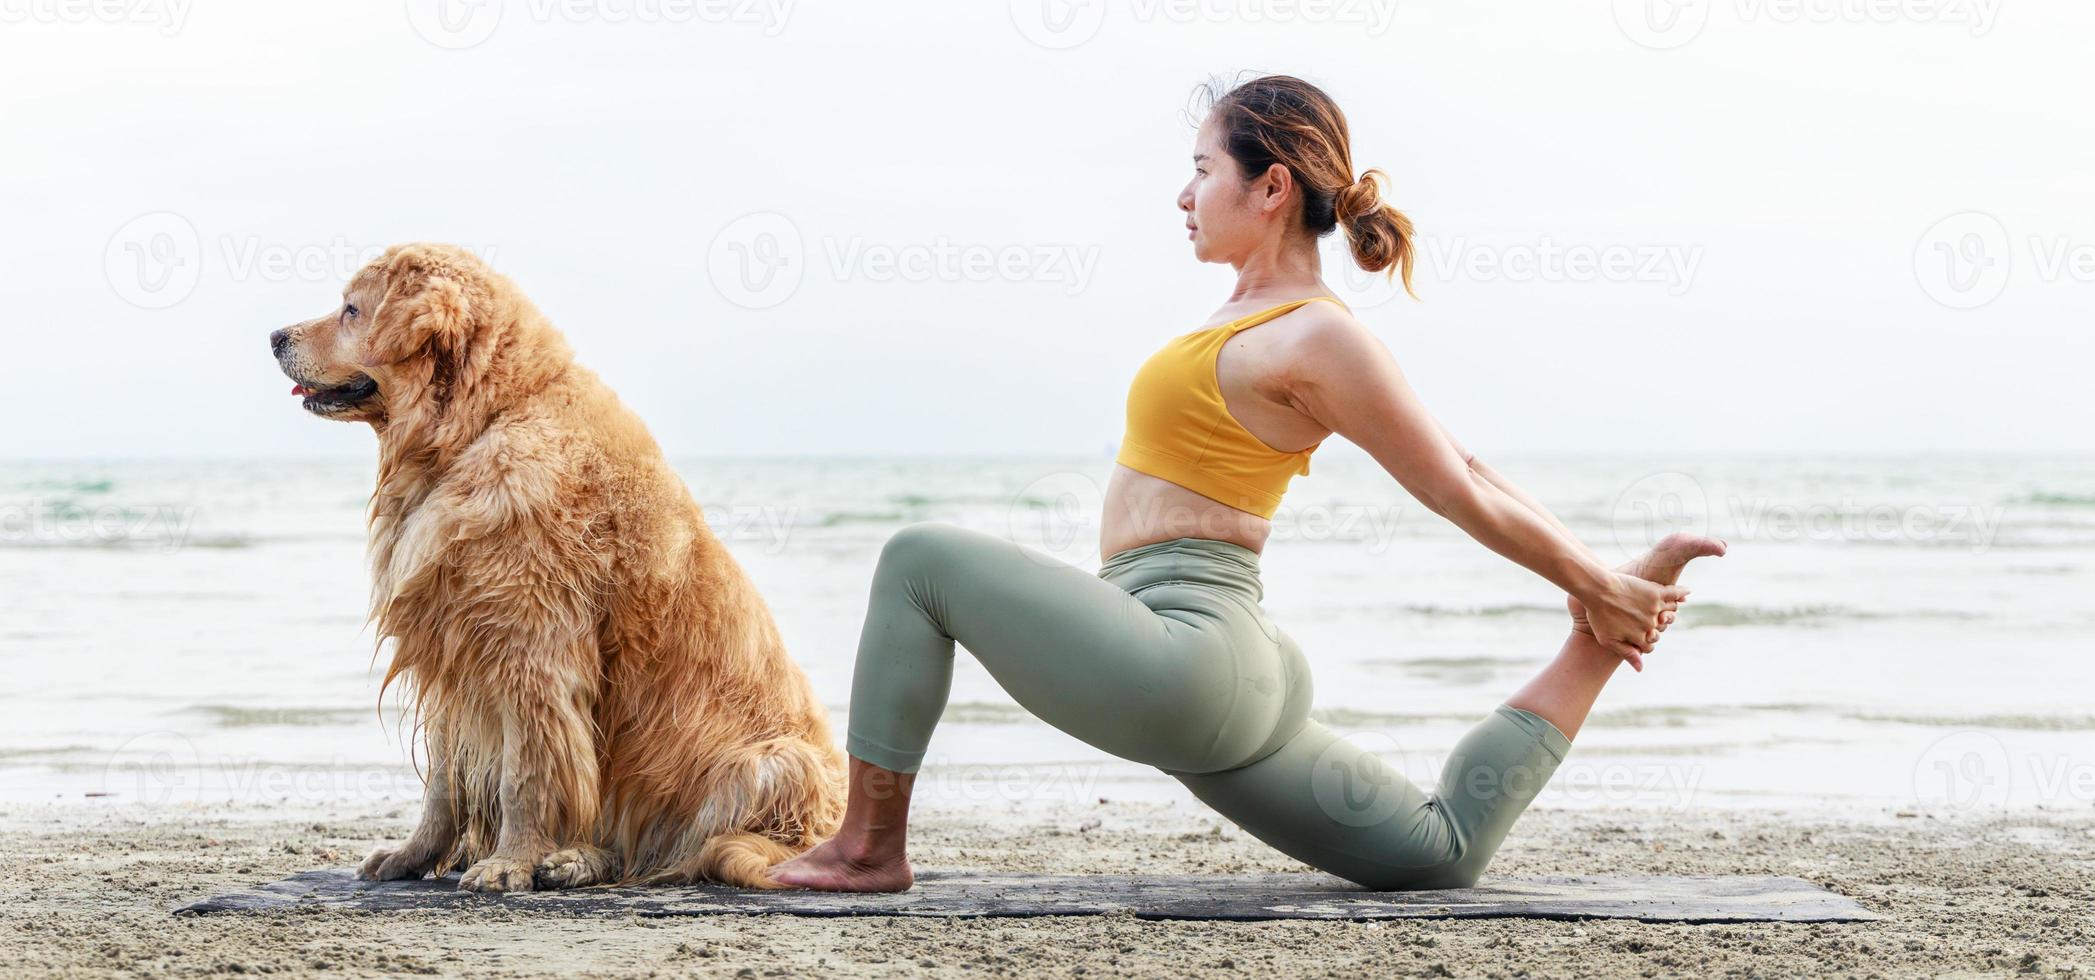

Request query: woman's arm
[
  {"left": 1436, "top": 421, "right": 1598, "bottom": 565},
  {"left": 1279, "top": 312, "right": 1675, "bottom": 659}
]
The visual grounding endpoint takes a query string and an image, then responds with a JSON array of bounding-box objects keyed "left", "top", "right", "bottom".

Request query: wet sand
[{"left": 2, "top": 800, "right": 2088, "bottom": 978}]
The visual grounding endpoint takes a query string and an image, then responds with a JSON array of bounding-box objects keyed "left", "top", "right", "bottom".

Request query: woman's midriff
[{"left": 1099, "top": 464, "right": 1272, "bottom": 558}]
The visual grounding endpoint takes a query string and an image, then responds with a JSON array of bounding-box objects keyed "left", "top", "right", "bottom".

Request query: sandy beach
[{"left": 3, "top": 799, "right": 2087, "bottom": 978}]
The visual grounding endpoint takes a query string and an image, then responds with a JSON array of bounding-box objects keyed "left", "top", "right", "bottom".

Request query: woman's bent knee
[{"left": 876, "top": 521, "right": 973, "bottom": 579}]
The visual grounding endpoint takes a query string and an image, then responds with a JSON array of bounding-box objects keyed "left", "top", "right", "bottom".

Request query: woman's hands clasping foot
[{"left": 1570, "top": 532, "right": 1728, "bottom": 670}]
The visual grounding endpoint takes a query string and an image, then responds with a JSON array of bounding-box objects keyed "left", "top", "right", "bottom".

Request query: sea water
[{"left": 2, "top": 453, "right": 2089, "bottom": 815}]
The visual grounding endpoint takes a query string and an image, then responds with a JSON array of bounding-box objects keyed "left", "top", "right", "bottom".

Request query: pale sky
[{"left": 2, "top": 0, "right": 2088, "bottom": 460}]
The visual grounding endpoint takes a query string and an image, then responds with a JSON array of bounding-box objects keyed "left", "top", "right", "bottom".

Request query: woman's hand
[{"left": 1572, "top": 573, "right": 1688, "bottom": 671}]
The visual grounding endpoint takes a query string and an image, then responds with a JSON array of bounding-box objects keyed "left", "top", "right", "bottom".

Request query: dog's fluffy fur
[{"left": 272, "top": 243, "right": 844, "bottom": 892}]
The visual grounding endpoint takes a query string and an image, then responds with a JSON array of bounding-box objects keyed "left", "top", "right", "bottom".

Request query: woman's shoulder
[
  {"left": 1278, "top": 296, "right": 1375, "bottom": 347},
  {"left": 1267, "top": 298, "right": 1395, "bottom": 381}
]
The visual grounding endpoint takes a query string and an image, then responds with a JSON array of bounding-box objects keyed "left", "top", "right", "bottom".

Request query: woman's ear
[
  {"left": 1258, "top": 162, "right": 1294, "bottom": 216},
  {"left": 360, "top": 248, "right": 469, "bottom": 368}
]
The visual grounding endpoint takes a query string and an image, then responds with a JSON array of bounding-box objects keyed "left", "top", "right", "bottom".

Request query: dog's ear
[{"left": 361, "top": 245, "right": 471, "bottom": 369}]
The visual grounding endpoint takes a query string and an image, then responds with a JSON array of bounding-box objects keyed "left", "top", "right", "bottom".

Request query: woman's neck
[{"left": 1227, "top": 237, "right": 1326, "bottom": 304}]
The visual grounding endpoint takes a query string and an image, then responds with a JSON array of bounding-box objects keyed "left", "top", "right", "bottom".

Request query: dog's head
[{"left": 269, "top": 243, "right": 487, "bottom": 426}]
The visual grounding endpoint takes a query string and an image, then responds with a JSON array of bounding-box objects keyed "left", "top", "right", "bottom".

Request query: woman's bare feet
[
  {"left": 765, "top": 835, "right": 915, "bottom": 892},
  {"left": 765, "top": 756, "right": 918, "bottom": 892},
  {"left": 1570, "top": 532, "right": 1728, "bottom": 637}
]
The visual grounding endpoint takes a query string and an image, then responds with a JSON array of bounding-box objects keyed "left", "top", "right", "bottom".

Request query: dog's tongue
[{"left": 291, "top": 384, "right": 308, "bottom": 396}]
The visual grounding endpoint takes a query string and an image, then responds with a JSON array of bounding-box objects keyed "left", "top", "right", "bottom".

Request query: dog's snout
[{"left": 269, "top": 328, "right": 291, "bottom": 356}]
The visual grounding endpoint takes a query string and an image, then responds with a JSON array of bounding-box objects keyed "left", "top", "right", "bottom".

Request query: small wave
[
  {"left": 888, "top": 493, "right": 1026, "bottom": 508},
  {"left": 817, "top": 510, "right": 909, "bottom": 528},
  {"left": 0, "top": 744, "right": 100, "bottom": 761},
  {"left": 1309, "top": 707, "right": 1482, "bottom": 728},
  {"left": 2019, "top": 492, "right": 2095, "bottom": 507},
  {"left": 1843, "top": 710, "right": 2095, "bottom": 732},
  {"left": 1397, "top": 603, "right": 1560, "bottom": 620},
  {"left": 1584, "top": 702, "right": 1832, "bottom": 728},
  {"left": 9, "top": 478, "right": 116, "bottom": 494},
  {"left": 938, "top": 701, "right": 1037, "bottom": 725},
  {"left": 1677, "top": 603, "right": 1987, "bottom": 628},
  {"left": 0, "top": 534, "right": 254, "bottom": 552},
  {"left": 1362, "top": 655, "right": 1533, "bottom": 683},
  {"left": 180, "top": 705, "right": 367, "bottom": 728}
]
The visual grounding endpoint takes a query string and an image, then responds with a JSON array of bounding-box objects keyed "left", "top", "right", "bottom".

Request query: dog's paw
[
  {"left": 459, "top": 855, "right": 537, "bottom": 893},
  {"left": 535, "top": 846, "right": 617, "bottom": 890},
  {"left": 356, "top": 845, "right": 436, "bottom": 882}
]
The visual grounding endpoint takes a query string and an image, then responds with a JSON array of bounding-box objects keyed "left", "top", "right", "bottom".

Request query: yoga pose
[{"left": 769, "top": 75, "right": 1724, "bottom": 892}]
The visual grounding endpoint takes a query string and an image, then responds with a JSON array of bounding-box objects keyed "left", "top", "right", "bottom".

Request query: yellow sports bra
[{"left": 1115, "top": 297, "right": 1342, "bottom": 519}]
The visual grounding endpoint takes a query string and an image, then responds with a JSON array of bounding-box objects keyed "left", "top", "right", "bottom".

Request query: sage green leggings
[{"left": 846, "top": 522, "right": 1573, "bottom": 890}]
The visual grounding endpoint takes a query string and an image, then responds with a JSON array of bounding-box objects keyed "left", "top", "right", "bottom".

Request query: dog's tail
[{"left": 647, "top": 831, "right": 802, "bottom": 889}]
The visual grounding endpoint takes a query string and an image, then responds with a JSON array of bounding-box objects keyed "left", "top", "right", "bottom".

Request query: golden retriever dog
[{"left": 269, "top": 243, "right": 844, "bottom": 892}]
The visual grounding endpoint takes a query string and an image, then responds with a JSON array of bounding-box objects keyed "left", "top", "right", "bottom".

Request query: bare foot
[
  {"left": 1570, "top": 532, "right": 1728, "bottom": 635},
  {"left": 765, "top": 837, "right": 914, "bottom": 893}
]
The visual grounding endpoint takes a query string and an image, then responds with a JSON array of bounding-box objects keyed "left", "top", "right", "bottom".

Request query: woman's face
[{"left": 1179, "top": 120, "right": 1275, "bottom": 266}]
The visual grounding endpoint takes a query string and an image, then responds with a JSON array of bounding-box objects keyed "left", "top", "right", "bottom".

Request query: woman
[{"left": 769, "top": 75, "right": 1724, "bottom": 892}]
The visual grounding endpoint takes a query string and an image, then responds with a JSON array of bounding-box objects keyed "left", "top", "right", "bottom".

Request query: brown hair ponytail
[{"left": 1197, "top": 74, "right": 1419, "bottom": 299}]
